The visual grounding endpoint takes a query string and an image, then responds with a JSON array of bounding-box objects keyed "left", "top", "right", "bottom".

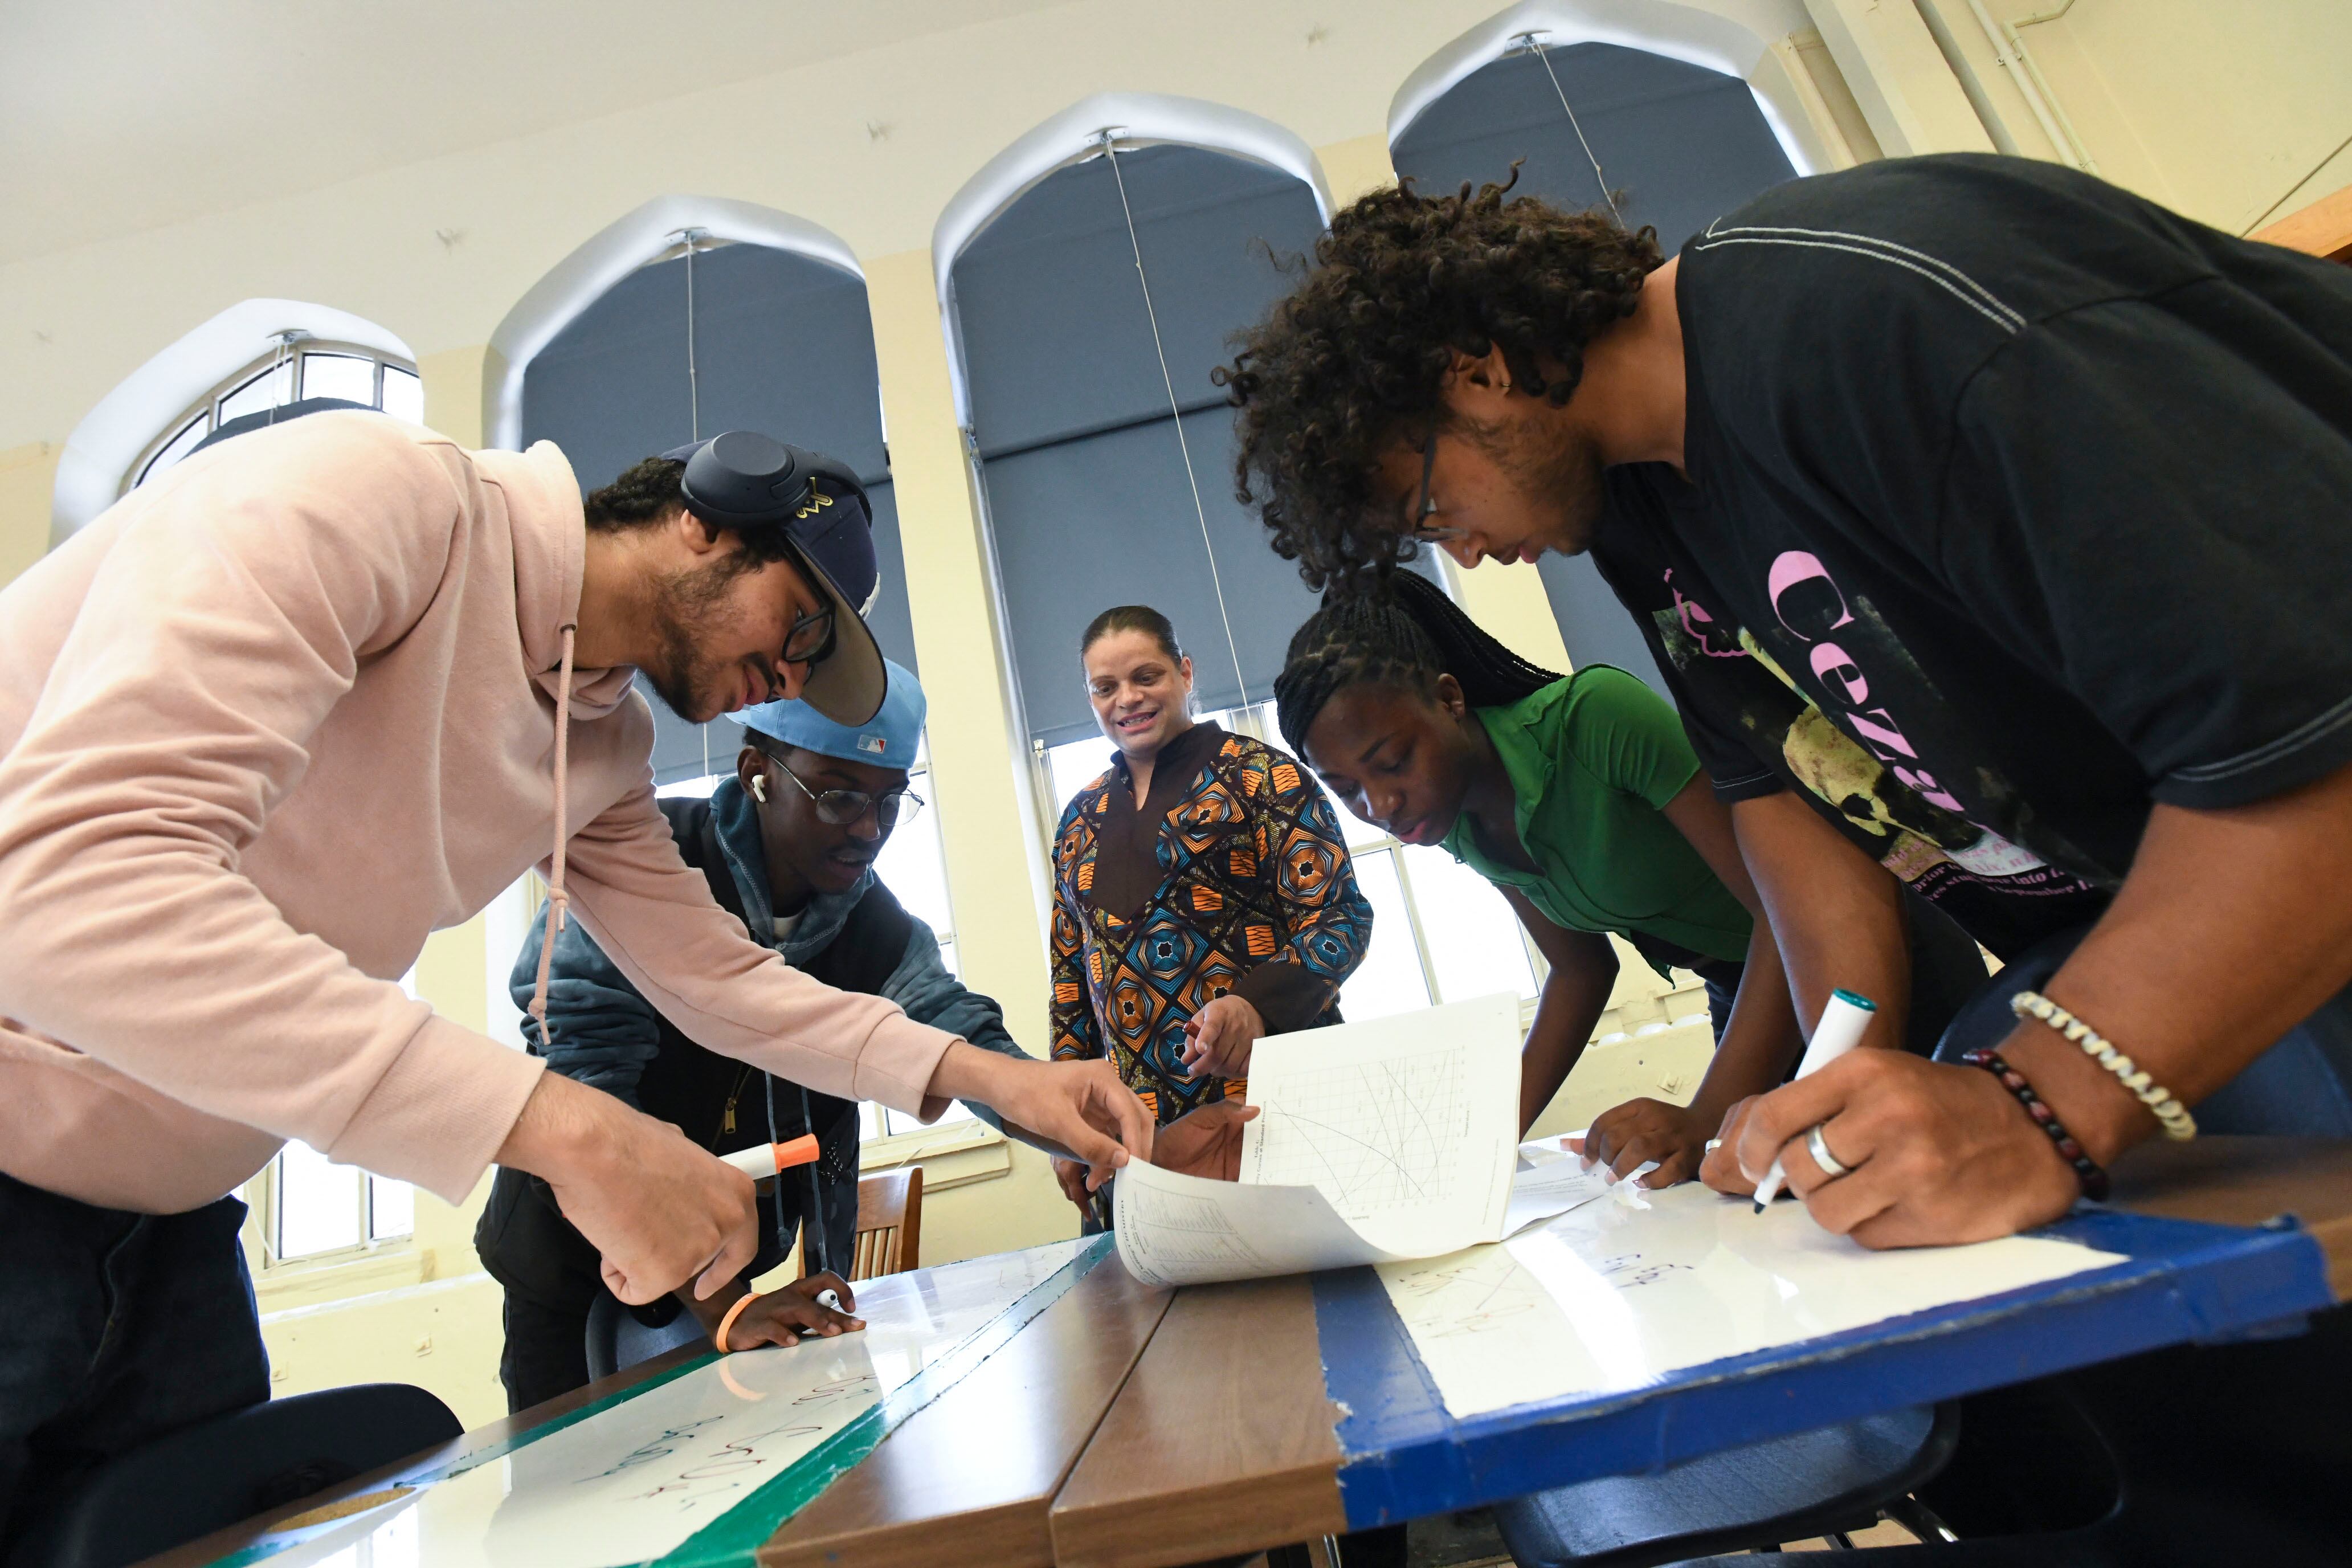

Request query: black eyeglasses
[
  {"left": 1404, "top": 417, "right": 1469, "bottom": 544},
  {"left": 757, "top": 744, "right": 925, "bottom": 828},
  {"left": 781, "top": 601, "right": 836, "bottom": 669}
]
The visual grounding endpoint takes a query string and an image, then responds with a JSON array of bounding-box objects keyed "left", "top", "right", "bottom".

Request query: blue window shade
[
  {"left": 954, "top": 144, "right": 1346, "bottom": 747},
  {"left": 1395, "top": 42, "right": 1798, "bottom": 704},
  {"left": 1391, "top": 42, "right": 1797, "bottom": 254},
  {"left": 521, "top": 242, "right": 916, "bottom": 783}
]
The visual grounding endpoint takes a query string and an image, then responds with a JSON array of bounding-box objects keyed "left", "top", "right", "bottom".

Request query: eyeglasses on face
[
  {"left": 757, "top": 745, "right": 924, "bottom": 828},
  {"left": 1402, "top": 416, "right": 1470, "bottom": 545},
  {"left": 781, "top": 601, "right": 836, "bottom": 670}
]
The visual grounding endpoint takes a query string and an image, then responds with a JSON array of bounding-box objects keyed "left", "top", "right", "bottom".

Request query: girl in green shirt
[{"left": 1273, "top": 570, "right": 1803, "bottom": 1187}]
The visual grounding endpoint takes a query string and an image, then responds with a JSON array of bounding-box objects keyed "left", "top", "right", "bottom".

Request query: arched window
[
  {"left": 941, "top": 96, "right": 1539, "bottom": 1021},
  {"left": 493, "top": 200, "right": 961, "bottom": 1138},
  {"left": 128, "top": 338, "right": 423, "bottom": 493},
  {"left": 940, "top": 98, "right": 1330, "bottom": 746},
  {"left": 1391, "top": 9, "right": 1804, "bottom": 703},
  {"left": 53, "top": 299, "right": 416, "bottom": 544}
]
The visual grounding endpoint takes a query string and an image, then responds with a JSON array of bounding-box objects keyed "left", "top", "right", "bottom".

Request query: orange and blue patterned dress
[{"left": 1048, "top": 722, "right": 1373, "bottom": 1125}]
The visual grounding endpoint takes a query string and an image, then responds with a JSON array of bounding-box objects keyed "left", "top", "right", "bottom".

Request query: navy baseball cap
[{"left": 660, "top": 431, "right": 888, "bottom": 727}]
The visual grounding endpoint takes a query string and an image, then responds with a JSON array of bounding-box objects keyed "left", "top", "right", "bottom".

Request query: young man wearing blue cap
[{"left": 479, "top": 660, "right": 1031, "bottom": 1410}]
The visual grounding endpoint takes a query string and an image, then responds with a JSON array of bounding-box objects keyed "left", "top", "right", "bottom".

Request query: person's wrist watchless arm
[
  {"left": 925, "top": 1039, "right": 1153, "bottom": 1190},
  {"left": 1657, "top": 779, "right": 1807, "bottom": 1130},
  {"left": 1729, "top": 791, "right": 1915, "bottom": 1052},
  {"left": 1502, "top": 888, "right": 1619, "bottom": 1137}
]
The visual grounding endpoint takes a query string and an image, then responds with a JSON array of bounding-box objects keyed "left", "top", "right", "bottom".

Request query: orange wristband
[{"left": 714, "top": 1292, "right": 760, "bottom": 1354}]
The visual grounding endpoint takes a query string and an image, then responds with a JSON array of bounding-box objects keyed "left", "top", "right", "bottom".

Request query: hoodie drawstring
[{"left": 528, "top": 622, "right": 579, "bottom": 1051}]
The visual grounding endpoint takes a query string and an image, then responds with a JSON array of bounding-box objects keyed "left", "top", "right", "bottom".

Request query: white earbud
[{"left": 749, "top": 774, "right": 769, "bottom": 803}]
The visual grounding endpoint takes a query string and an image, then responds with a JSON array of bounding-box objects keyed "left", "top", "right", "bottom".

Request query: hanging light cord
[
  {"left": 1517, "top": 33, "right": 1623, "bottom": 226},
  {"left": 1098, "top": 129, "right": 1251, "bottom": 712},
  {"left": 682, "top": 227, "right": 712, "bottom": 775},
  {"left": 265, "top": 332, "right": 298, "bottom": 426},
  {"left": 683, "top": 228, "right": 704, "bottom": 442}
]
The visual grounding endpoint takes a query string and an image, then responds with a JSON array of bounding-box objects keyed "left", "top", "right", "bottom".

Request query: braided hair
[{"left": 1274, "top": 570, "right": 1561, "bottom": 756}]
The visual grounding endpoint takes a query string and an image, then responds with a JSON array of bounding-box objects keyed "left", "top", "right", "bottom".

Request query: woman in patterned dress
[{"left": 1046, "top": 606, "right": 1374, "bottom": 1218}]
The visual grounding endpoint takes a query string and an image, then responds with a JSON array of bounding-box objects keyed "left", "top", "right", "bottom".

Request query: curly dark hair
[
  {"left": 1214, "top": 170, "right": 1661, "bottom": 591},
  {"left": 1275, "top": 569, "right": 1559, "bottom": 757},
  {"left": 582, "top": 456, "right": 802, "bottom": 570}
]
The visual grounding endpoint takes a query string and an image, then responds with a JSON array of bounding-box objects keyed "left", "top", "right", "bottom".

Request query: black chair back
[
  {"left": 583, "top": 1291, "right": 707, "bottom": 1382},
  {"left": 11, "top": 1383, "right": 459, "bottom": 1568}
]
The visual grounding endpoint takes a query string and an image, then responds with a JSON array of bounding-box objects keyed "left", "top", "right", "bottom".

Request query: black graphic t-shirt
[{"left": 1585, "top": 154, "right": 2352, "bottom": 961}]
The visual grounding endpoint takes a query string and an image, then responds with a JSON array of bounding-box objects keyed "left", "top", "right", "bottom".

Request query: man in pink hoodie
[{"left": 0, "top": 412, "right": 1153, "bottom": 1536}]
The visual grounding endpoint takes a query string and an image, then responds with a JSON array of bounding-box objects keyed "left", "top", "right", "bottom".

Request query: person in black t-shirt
[{"left": 1218, "top": 154, "right": 2352, "bottom": 1250}]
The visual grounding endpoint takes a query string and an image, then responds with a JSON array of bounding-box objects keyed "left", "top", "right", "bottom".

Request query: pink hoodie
[{"left": 0, "top": 413, "right": 959, "bottom": 1214}]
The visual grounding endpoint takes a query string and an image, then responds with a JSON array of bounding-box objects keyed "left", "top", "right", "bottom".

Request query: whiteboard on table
[
  {"left": 1379, "top": 1183, "right": 2125, "bottom": 1420},
  {"left": 245, "top": 1238, "right": 1091, "bottom": 1568}
]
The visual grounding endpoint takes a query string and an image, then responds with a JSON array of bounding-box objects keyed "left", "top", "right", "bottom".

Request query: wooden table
[
  {"left": 157, "top": 1138, "right": 2352, "bottom": 1568},
  {"left": 1049, "top": 1137, "right": 2352, "bottom": 1568}
]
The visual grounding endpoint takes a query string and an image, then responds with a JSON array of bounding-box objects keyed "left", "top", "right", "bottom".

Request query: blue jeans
[
  {"left": 0, "top": 1172, "right": 270, "bottom": 1550},
  {"left": 1934, "top": 925, "right": 2352, "bottom": 1136}
]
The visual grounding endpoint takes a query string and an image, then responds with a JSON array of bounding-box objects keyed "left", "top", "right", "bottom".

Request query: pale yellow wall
[
  {"left": 0, "top": 442, "right": 59, "bottom": 589},
  {"left": 1911, "top": 0, "right": 2352, "bottom": 236},
  {"left": 1804, "top": 0, "right": 1995, "bottom": 157}
]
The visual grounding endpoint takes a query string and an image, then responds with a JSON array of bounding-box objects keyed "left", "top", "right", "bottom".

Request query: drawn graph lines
[{"left": 1252, "top": 1050, "right": 1467, "bottom": 1218}]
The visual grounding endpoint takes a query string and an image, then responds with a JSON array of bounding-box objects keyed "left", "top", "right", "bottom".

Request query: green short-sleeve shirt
[{"left": 1442, "top": 668, "right": 1753, "bottom": 973}]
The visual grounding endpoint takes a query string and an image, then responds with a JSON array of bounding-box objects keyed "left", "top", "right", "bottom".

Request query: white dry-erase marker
[
  {"left": 1753, "top": 988, "right": 1877, "bottom": 1213},
  {"left": 718, "top": 1136, "right": 820, "bottom": 1183}
]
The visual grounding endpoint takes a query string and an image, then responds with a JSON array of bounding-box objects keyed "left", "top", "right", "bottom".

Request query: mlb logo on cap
[{"left": 732, "top": 660, "right": 928, "bottom": 771}]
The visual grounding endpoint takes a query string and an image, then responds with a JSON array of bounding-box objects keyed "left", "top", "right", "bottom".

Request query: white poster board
[
  {"left": 1379, "top": 1185, "right": 2125, "bottom": 1419},
  {"left": 1114, "top": 994, "right": 1522, "bottom": 1285},
  {"left": 247, "top": 1239, "right": 1090, "bottom": 1568}
]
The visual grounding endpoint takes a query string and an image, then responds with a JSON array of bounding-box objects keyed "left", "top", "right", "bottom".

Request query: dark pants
[
  {"left": 0, "top": 1172, "right": 270, "bottom": 1551},
  {"left": 1935, "top": 923, "right": 2352, "bottom": 1135}
]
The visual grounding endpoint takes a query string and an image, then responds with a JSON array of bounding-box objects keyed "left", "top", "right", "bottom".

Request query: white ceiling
[{"left": 0, "top": 0, "right": 1075, "bottom": 265}]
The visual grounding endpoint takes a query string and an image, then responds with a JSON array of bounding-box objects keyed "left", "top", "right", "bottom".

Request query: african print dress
[{"left": 1048, "top": 722, "right": 1373, "bottom": 1125}]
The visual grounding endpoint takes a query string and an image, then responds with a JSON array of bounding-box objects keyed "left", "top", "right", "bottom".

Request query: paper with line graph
[{"left": 1113, "top": 994, "right": 1521, "bottom": 1286}]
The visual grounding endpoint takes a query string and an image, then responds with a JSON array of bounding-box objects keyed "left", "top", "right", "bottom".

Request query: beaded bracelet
[
  {"left": 2010, "top": 990, "right": 2198, "bottom": 1142},
  {"left": 1958, "top": 1048, "right": 2110, "bottom": 1201}
]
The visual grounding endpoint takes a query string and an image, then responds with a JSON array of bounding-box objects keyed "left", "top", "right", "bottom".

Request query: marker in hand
[
  {"left": 1753, "top": 989, "right": 1877, "bottom": 1214},
  {"left": 720, "top": 1136, "right": 820, "bottom": 1183}
]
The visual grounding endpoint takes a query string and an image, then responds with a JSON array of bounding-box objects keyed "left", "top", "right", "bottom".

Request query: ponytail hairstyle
[{"left": 1275, "top": 570, "right": 1559, "bottom": 756}]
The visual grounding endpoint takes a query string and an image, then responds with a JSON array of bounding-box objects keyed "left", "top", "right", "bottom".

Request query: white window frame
[
  {"left": 123, "top": 338, "right": 422, "bottom": 495},
  {"left": 242, "top": 967, "right": 420, "bottom": 1276}
]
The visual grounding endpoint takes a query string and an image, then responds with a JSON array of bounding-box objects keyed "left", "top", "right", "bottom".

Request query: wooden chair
[{"left": 801, "top": 1166, "right": 922, "bottom": 1281}]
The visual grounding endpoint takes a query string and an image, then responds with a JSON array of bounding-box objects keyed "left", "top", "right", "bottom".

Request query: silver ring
[{"left": 1806, "top": 1123, "right": 1852, "bottom": 1179}]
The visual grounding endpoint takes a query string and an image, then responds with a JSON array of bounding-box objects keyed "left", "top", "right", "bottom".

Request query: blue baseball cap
[
  {"left": 660, "top": 431, "right": 887, "bottom": 727},
  {"left": 732, "top": 659, "right": 925, "bottom": 769}
]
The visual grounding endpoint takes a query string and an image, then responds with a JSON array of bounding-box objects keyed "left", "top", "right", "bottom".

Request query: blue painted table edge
[{"left": 1311, "top": 1207, "right": 2335, "bottom": 1530}]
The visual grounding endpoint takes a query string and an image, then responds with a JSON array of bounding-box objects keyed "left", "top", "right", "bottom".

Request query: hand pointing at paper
[{"left": 1179, "top": 994, "right": 1267, "bottom": 1081}]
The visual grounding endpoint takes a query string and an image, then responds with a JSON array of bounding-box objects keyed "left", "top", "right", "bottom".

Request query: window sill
[
  {"left": 858, "top": 1119, "right": 1011, "bottom": 1193},
  {"left": 252, "top": 1242, "right": 428, "bottom": 1311}
]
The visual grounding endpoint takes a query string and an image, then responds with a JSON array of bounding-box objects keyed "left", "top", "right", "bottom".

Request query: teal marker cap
[{"left": 1831, "top": 988, "right": 1877, "bottom": 1012}]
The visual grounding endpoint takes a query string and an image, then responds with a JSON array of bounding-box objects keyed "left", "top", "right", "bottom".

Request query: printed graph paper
[{"left": 1249, "top": 1047, "right": 1472, "bottom": 1221}]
